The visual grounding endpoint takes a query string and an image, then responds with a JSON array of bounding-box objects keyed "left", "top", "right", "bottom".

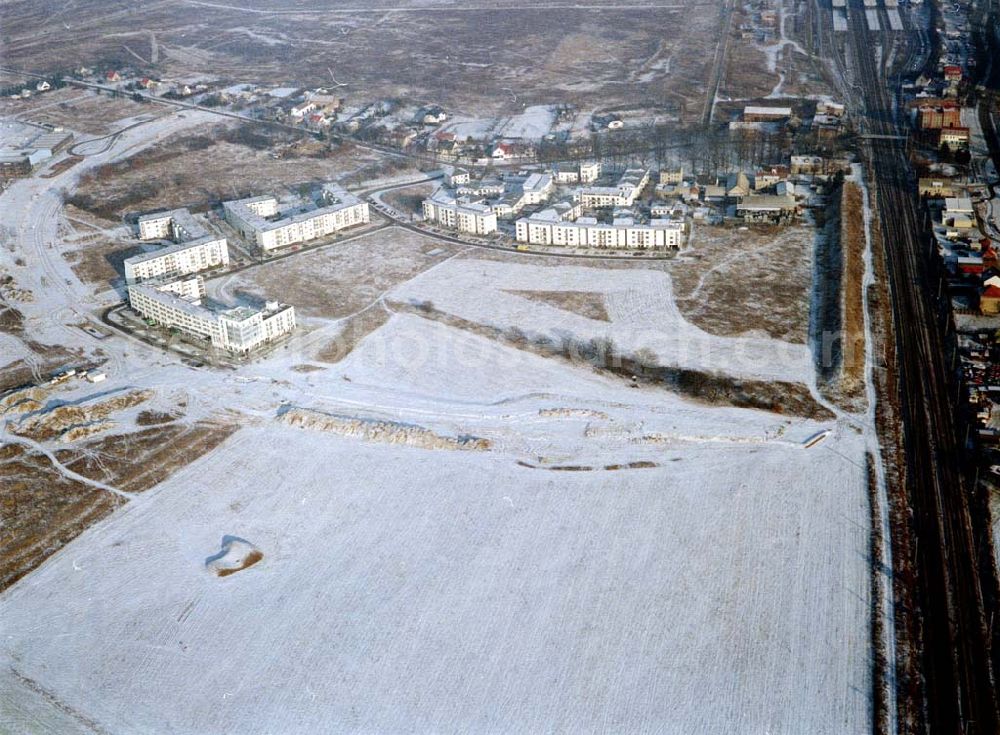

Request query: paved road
[{"left": 846, "top": 1, "right": 1000, "bottom": 731}]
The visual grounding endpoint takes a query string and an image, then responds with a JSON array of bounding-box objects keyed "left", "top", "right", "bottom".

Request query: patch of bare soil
[
  {"left": 0, "top": 343, "right": 85, "bottom": 393},
  {"left": 381, "top": 181, "right": 436, "bottom": 214},
  {"left": 216, "top": 549, "right": 263, "bottom": 577},
  {"left": 283, "top": 406, "right": 492, "bottom": 450},
  {"left": 505, "top": 289, "right": 610, "bottom": 322},
  {"left": 0, "top": 444, "right": 121, "bottom": 593},
  {"left": 59, "top": 210, "right": 135, "bottom": 288},
  {"left": 0, "top": 3, "right": 721, "bottom": 122},
  {"left": 41, "top": 156, "right": 83, "bottom": 179},
  {"left": 135, "top": 409, "right": 180, "bottom": 426},
  {"left": 0, "top": 88, "right": 152, "bottom": 135},
  {"left": 11, "top": 389, "right": 151, "bottom": 443},
  {"left": 314, "top": 305, "right": 391, "bottom": 364},
  {"left": 0, "top": 303, "right": 25, "bottom": 335},
  {"left": 718, "top": 40, "right": 779, "bottom": 102},
  {"left": 838, "top": 182, "right": 867, "bottom": 407},
  {"left": 290, "top": 364, "right": 327, "bottom": 373},
  {"left": 214, "top": 226, "right": 458, "bottom": 320},
  {"left": 671, "top": 223, "right": 814, "bottom": 343},
  {"left": 57, "top": 420, "right": 237, "bottom": 494}
]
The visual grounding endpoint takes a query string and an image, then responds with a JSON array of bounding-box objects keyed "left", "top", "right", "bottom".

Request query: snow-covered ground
[
  {"left": 0, "top": 98, "right": 875, "bottom": 733},
  {"left": 497, "top": 105, "right": 557, "bottom": 140},
  {"left": 388, "top": 259, "right": 813, "bottom": 383},
  {"left": 0, "top": 418, "right": 871, "bottom": 734}
]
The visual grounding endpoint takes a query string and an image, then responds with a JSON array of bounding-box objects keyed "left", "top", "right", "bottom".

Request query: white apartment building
[
  {"left": 579, "top": 161, "right": 601, "bottom": 183},
  {"left": 126, "top": 209, "right": 229, "bottom": 284},
  {"left": 127, "top": 277, "right": 296, "bottom": 354},
  {"left": 659, "top": 168, "right": 684, "bottom": 185},
  {"left": 223, "top": 184, "right": 370, "bottom": 252},
  {"left": 456, "top": 180, "right": 506, "bottom": 197},
  {"left": 576, "top": 168, "right": 649, "bottom": 208},
  {"left": 444, "top": 167, "right": 471, "bottom": 187},
  {"left": 515, "top": 208, "right": 685, "bottom": 250},
  {"left": 521, "top": 172, "right": 554, "bottom": 205},
  {"left": 422, "top": 187, "right": 498, "bottom": 234},
  {"left": 553, "top": 161, "right": 601, "bottom": 184}
]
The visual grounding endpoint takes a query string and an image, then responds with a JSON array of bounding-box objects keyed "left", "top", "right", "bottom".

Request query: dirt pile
[
  {"left": 12, "top": 389, "right": 151, "bottom": 442},
  {"left": 538, "top": 407, "right": 609, "bottom": 419},
  {"left": 282, "top": 407, "right": 491, "bottom": 451},
  {"left": 206, "top": 536, "right": 263, "bottom": 578}
]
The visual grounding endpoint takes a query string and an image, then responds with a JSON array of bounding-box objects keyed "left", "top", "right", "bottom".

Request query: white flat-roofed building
[
  {"left": 127, "top": 209, "right": 229, "bottom": 284},
  {"left": 444, "top": 166, "right": 470, "bottom": 187},
  {"left": 554, "top": 163, "right": 581, "bottom": 184},
  {"left": 127, "top": 277, "right": 296, "bottom": 354},
  {"left": 577, "top": 168, "right": 649, "bottom": 208},
  {"left": 223, "top": 184, "right": 369, "bottom": 252},
  {"left": 456, "top": 180, "right": 506, "bottom": 197},
  {"left": 553, "top": 161, "right": 601, "bottom": 184},
  {"left": 521, "top": 172, "right": 554, "bottom": 205},
  {"left": 579, "top": 161, "right": 601, "bottom": 183},
  {"left": 659, "top": 168, "right": 684, "bottom": 185},
  {"left": 945, "top": 197, "right": 974, "bottom": 215},
  {"left": 422, "top": 187, "right": 497, "bottom": 234},
  {"left": 516, "top": 208, "right": 685, "bottom": 250}
]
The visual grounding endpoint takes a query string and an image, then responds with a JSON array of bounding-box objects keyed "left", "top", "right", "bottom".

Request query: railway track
[{"left": 844, "top": 1, "right": 1000, "bottom": 731}]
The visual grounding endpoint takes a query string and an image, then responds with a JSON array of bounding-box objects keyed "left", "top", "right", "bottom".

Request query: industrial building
[
  {"left": 126, "top": 209, "right": 229, "bottom": 283},
  {"left": 223, "top": 184, "right": 370, "bottom": 252},
  {"left": 734, "top": 195, "right": 798, "bottom": 223},
  {"left": 0, "top": 130, "right": 73, "bottom": 179}
]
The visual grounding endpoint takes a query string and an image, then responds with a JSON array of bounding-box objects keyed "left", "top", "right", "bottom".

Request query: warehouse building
[{"left": 734, "top": 195, "right": 798, "bottom": 223}]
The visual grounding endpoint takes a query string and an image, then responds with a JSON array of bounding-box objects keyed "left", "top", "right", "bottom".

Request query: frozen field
[
  {"left": 389, "top": 259, "right": 813, "bottom": 383},
  {"left": 0, "top": 96, "right": 875, "bottom": 733},
  {"left": 0, "top": 419, "right": 871, "bottom": 734}
]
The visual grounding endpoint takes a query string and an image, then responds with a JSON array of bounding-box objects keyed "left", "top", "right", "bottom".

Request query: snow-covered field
[
  {"left": 0, "top": 97, "right": 875, "bottom": 734},
  {"left": 498, "top": 105, "right": 557, "bottom": 140},
  {"left": 0, "top": 301, "right": 873, "bottom": 734},
  {"left": 0, "top": 419, "right": 871, "bottom": 734},
  {"left": 389, "top": 259, "right": 813, "bottom": 383}
]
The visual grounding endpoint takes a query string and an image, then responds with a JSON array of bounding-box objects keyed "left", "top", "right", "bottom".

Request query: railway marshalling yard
[{"left": 0, "top": 3, "right": 880, "bottom": 734}]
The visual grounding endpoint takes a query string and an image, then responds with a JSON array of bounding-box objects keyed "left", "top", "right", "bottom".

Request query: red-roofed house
[
  {"left": 944, "top": 65, "right": 963, "bottom": 83},
  {"left": 491, "top": 142, "right": 513, "bottom": 160},
  {"left": 981, "top": 285, "right": 1000, "bottom": 315},
  {"left": 105, "top": 70, "right": 121, "bottom": 82}
]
